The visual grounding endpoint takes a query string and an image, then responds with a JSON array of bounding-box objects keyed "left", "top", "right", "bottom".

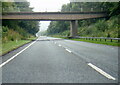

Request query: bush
[
  {"left": 2, "top": 27, "right": 22, "bottom": 43},
  {"left": 95, "top": 20, "right": 108, "bottom": 32},
  {"left": 61, "top": 30, "right": 70, "bottom": 36}
]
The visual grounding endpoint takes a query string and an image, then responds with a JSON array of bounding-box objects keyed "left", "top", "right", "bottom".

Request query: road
[{"left": 1, "top": 36, "right": 118, "bottom": 83}]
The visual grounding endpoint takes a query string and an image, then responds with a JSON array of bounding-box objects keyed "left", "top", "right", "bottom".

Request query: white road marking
[
  {"left": 0, "top": 41, "right": 36, "bottom": 68},
  {"left": 58, "top": 44, "right": 61, "bottom": 47},
  {"left": 88, "top": 63, "right": 116, "bottom": 80},
  {"left": 65, "top": 49, "right": 72, "bottom": 53},
  {"left": 54, "top": 42, "right": 56, "bottom": 44}
]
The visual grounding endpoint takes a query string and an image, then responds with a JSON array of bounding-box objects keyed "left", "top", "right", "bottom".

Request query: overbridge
[{"left": 2, "top": 12, "right": 108, "bottom": 37}]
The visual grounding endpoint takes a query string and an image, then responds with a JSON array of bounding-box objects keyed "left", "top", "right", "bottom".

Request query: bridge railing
[{"left": 68, "top": 36, "right": 120, "bottom": 42}]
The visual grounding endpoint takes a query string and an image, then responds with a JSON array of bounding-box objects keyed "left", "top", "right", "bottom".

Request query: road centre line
[
  {"left": 0, "top": 41, "right": 36, "bottom": 68},
  {"left": 65, "top": 49, "right": 72, "bottom": 53},
  {"left": 88, "top": 63, "right": 116, "bottom": 80},
  {"left": 58, "top": 44, "right": 62, "bottom": 47},
  {"left": 54, "top": 42, "right": 116, "bottom": 81},
  {"left": 55, "top": 43, "right": 72, "bottom": 53}
]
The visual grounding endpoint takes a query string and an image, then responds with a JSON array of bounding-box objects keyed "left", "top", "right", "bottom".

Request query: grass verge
[
  {"left": 69, "top": 38, "right": 120, "bottom": 46},
  {"left": 0, "top": 37, "right": 37, "bottom": 56},
  {"left": 51, "top": 35, "right": 120, "bottom": 46}
]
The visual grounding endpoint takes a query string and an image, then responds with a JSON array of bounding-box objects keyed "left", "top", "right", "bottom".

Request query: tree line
[
  {"left": 46, "top": 2, "right": 120, "bottom": 38},
  {"left": 2, "top": 1, "right": 39, "bottom": 43}
]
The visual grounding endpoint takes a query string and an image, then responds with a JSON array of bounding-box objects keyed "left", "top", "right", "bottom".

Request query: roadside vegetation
[
  {"left": 2, "top": 40, "right": 30, "bottom": 55},
  {"left": 69, "top": 38, "right": 120, "bottom": 46},
  {"left": 1, "top": 1, "right": 39, "bottom": 55},
  {"left": 44, "top": 2, "right": 120, "bottom": 46}
]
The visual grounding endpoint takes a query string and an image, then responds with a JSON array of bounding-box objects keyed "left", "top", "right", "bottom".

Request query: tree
[{"left": 2, "top": 1, "right": 39, "bottom": 41}]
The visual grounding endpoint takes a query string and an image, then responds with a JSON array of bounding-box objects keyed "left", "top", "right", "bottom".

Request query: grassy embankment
[
  {"left": 0, "top": 37, "right": 37, "bottom": 56},
  {"left": 49, "top": 15, "right": 120, "bottom": 46},
  {"left": 1, "top": 26, "right": 38, "bottom": 56},
  {"left": 69, "top": 38, "right": 120, "bottom": 46}
]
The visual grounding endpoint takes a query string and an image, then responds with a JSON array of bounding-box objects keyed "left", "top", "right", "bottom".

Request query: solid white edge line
[
  {"left": 88, "top": 63, "right": 116, "bottom": 80},
  {"left": 0, "top": 41, "right": 36, "bottom": 68},
  {"left": 65, "top": 49, "right": 72, "bottom": 53}
]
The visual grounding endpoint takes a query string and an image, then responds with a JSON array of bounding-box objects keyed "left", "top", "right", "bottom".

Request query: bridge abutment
[{"left": 70, "top": 20, "right": 78, "bottom": 37}]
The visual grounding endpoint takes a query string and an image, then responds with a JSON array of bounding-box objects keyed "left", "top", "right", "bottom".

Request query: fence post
[
  {"left": 111, "top": 39, "right": 112, "bottom": 42},
  {"left": 118, "top": 40, "right": 120, "bottom": 43},
  {"left": 105, "top": 39, "right": 106, "bottom": 42},
  {"left": 77, "top": 37, "right": 120, "bottom": 43}
]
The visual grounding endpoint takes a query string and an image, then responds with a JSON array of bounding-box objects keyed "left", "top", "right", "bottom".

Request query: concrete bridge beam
[{"left": 70, "top": 20, "right": 78, "bottom": 37}]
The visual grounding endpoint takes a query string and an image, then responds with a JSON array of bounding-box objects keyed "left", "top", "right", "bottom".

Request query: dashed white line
[
  {"left": 65, "top": 49, "right": 72, "bottom": 53},
  {"left": 53, "top": 42, "right": 116, "bottom": 81},
  {"left": 58, "top": 44, "right": 62, "bottom": 47},
  {"left": 88, "top": 63, "right": 116, "bottom": 80},
  {"left": 0, "top": 41, "right": 36, "bottom": 68}
]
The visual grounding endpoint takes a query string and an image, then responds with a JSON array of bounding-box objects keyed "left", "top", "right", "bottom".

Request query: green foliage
[
  {"left": 61, "top": 2, "right": 105, "bottom": 12},
  {"left": 2, "top": 26, "right": 22, "bottom": 43},
  {"left": 95, "top": 19, "right": 108, "bottom": 32},
  {"left": 61, "top": 30, "right": 70, "bottom": 36},
  {"left": 2, "top": 40, "right": 31, "bottom": 55},
  {"left": 70, "top": 38, "right": 120, "bottom": 46},
  {"left": 2, "top": 2, "right": 20, "bottom": 12},
  {"left": 2, "top": 1, "right": 39, "bottom": 43},
  {"left": 2, "top": 26, "right": 8, "bottom": 32},
  {"left": 47, "top": 2, "right": 119, "bottom": 39},
  {"left": 47, "top": 21, "right": 69, "bottom": 35},
  {"left": 47, "top": 2, "right": 106, "bottom": 35},
  {"left": 61, "top": 4, "right": 70, "bottom": 12},
  {"left": 49, "top": 15, "right": 119, "bottom": 38},
  {"left": 18, "top": 21, "right": 39, "bottom": 35},
  {"left": 15, "top": 2, "right": 33, "bottom": 12},
  {"left": 0, "top": 26, "right": 2, "bottom": 38},
  {"left": 78, "top": 15, "right": 119, "bottom": 38},
  {"left": 102, "top": 2, "right": 120, "bottom": 16}
]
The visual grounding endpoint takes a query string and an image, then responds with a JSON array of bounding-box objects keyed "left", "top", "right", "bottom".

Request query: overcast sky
[{"left": 27, "top": 0, "right": 70, "bottom": 32}]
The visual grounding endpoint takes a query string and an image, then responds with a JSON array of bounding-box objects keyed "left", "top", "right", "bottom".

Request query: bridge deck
[{"left": 2, "top": 12, "right": 108, "bottom": 20}]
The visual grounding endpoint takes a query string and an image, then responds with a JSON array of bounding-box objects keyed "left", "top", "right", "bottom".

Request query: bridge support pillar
[{"left": 70, "top": 20, "right": 78, "bottom": 37}]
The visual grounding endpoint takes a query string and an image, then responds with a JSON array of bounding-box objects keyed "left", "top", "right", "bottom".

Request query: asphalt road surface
[{"left": 1, "top": 36, "right": 118, "bottom": 83}]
